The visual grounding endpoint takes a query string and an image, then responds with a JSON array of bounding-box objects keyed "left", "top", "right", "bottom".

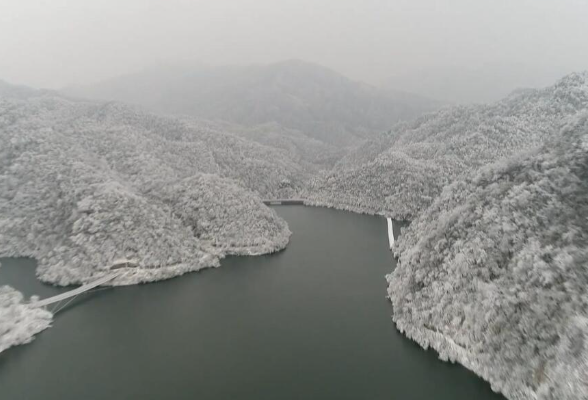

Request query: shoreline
[{"left": 3, "top": 203, "right": 499, "bottom": 400}]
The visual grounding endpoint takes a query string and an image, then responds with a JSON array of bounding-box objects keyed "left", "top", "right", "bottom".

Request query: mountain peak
[{"left": 62, "top": 61, "right": 437, "bottom": 146}]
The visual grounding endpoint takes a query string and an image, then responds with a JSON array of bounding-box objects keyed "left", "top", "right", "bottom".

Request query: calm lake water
[{"left": 0, "top": 206, "right": 504, "bottom": 400}]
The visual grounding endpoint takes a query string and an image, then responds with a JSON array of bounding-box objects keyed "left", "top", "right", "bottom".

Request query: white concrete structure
[{"left": 387, "top": 217, "right": 395, "bottom": 250}]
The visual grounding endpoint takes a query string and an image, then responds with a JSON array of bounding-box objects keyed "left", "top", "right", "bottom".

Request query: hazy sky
[{"left": 1, "top": 0, "right": 588, "bottom": 92}]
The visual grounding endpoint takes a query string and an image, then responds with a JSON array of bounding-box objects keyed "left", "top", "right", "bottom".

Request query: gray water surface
[{"left": 0, "top": 206, "right": 504, "bottom": 400}]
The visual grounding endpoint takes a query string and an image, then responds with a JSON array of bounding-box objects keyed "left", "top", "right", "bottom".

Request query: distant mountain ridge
[
  {"left": 0, "top": 79, "right": 51, "bottom": 99},
  {"left": 64, "top": 60, "right": 439, "bottom": 146}
]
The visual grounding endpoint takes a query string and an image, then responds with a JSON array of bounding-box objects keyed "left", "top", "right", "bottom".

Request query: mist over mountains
[
  {"left": 383, "top": 64, "right": 572, "bottom": 104},
  {"left": 64, "top": 60, "right": 439, "bottom": 146}
]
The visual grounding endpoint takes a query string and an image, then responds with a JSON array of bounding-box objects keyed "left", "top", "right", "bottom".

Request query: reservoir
[{"left": 0, "top": 206, "right": 504, "bottom": 400}]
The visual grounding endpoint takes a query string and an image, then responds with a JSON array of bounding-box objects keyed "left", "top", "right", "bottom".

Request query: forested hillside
[
  {"left": 0, "top": 89, "right": 295, "bottom": 286},
  {"left": 388, "top": 114, "right": 588, "bottom": 400},
  {"left": 193, "top": 120, "right": 345, "bottom": 168},
  {"left": 305, "top": 72, "right": 588, "bottom": 219},
  {"left": 64, "top": 60, "right": 438, "bottom": 147}
]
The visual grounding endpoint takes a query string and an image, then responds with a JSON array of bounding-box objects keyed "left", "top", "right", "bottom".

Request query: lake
[{"left": 0, "top": 206, "right": 504, "bottom": 400}]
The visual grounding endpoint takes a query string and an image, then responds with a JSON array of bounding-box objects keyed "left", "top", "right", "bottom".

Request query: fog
[{"left": 1, "top": 0, "right": 588, "bottom": 102}]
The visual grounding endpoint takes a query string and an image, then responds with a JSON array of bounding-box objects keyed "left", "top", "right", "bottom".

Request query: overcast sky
[{"left": 1, "top": 0, "right": 588, "bottom": 97}]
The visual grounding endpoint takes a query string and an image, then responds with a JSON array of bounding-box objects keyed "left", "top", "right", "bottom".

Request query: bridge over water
[{"left": 30, "top": 270, "right": 124, "bottom": 311}]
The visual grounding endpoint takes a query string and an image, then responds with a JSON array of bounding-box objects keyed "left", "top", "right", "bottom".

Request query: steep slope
[
  {"left": 0, "top": 90, "right": 292, "bottom": 286},
  {"left": 306, "top": 72, "right": 588, "bottom": 219},
  {"left": 64, "top": 60, "right": 438, "bottom": 146},
  {"left": 388, "top": 114, "right": 588, "bottom": 400}
]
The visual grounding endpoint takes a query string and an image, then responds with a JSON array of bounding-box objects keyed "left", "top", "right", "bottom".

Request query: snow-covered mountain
[
  {"left": 3, "top": 72, "right": 588, "bottom": 400},
  {"left": 64, "top": 60, "right": 438, "bottom": 147},
  {"left": 305, "top": 72, "right": 588, "bottom": 219},
  {"left": 389, "top": 113, "right": 588, "bottom": 400},
  {"left": 0, "top": 86, "right": 301, "bottom": 286}
]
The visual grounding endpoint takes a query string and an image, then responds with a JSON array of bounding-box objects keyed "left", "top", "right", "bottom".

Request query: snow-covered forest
[
  {"left": 0, "top": 89, "right": 294, "bottom": 287},
  {"left": 305, "top": 72, "right": 588, "bottom": 219},
  {"left": 388, "top": 114, "right": 588, "bottom": 400},
  {"left": 1, "top": 69, "right": 588, "bottom": 399},
  {"left": 0, "top": 264, "right": 52, "bottom": 353}
]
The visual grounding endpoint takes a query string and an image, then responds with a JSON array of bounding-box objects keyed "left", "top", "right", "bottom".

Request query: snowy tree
[{"left": 0, "top": 284, "right": 52, "bottom": 354}]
